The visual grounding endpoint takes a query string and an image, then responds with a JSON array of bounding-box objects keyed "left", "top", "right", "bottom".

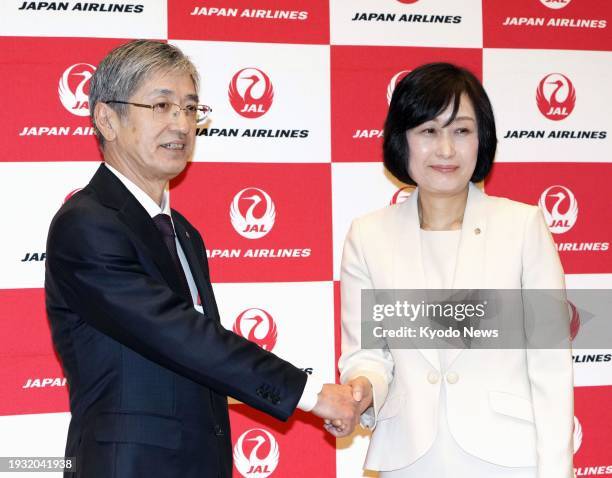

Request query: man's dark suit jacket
[{"left": 45, "top": 164, "right": 307, "bottom": 478}]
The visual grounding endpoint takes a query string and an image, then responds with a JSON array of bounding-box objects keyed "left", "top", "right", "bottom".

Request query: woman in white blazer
[{"left": 338, "top": 63, "right": 574, "bottom": 478}]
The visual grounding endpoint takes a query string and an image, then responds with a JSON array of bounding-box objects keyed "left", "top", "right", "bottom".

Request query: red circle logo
[
  {"left": 63, "top": 188, "right": 83, "bottom": 204},
  {"left": 58, "top": 63, "right": 96, "bottom": 117},
  {"left": 233, "top": 308, "right": 278, "bottom": 351},
  {"left": 233, "top": 428, "right": 279, "bottom": 477},
  {"left": 228, "top": 68, "right": 274, "bottom": 119},
  {"left": 390, "top": 186, "right": 415, "bottom": 205},
  {"left": 568, "top": 300, "right": 580, "bottom": 341},
  {"left": 536, "top": 73, "right": 576, "bottom": 121}
]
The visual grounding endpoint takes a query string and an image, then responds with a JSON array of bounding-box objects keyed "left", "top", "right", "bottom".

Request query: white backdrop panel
[
  {"left": 332, "top": 162, "right": 411, "bottom": 280},
  {"left": 0, "top": 162, "right": 100, "bottom": 289},
  {"left": 330, "top": 0, "right": 483, "bottom": 48},
  {"left": 0, "top": 412, "right": 70, "bottom": 478},
  {"left": 172, "top": 40, "right": 331, "bottom": 163},
  {"left": 484, "top": 48, "right": 612, "bottom": 163},
  {"left": 213, "top": 281, "right": 335, "bottom": 383},
  {"left": 0, "top": 0, "right": 167, "bottom": 39}
]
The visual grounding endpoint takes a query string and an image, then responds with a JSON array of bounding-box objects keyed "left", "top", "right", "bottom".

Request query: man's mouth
[{"left": 161, "top": 143, "right": 185, "bottom": 150}]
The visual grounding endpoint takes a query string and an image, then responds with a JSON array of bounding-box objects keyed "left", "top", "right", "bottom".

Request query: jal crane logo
[
  {"left": 536, "top": 73, "right": 576, "bottom": 121},
  {"left": 539, "top": 0, "right": 572, "bottom": 9},
  {"left": 568, "top": 300, "right": 580, "bottom": 341},
  {"left": 58, "top": 63, "right": 96, "bottom": 116},
  {"left": 538, "top": 185, "right": 578, "bottom": 234},
  {"left": 390, "top": 186, "right": 414, "bottom": 205},
  {"left": 234, "top": 428, "right": 280, "bottom": 477},
  {"left": 573, "top": 416, "right": 582, "bottom": 454},
  {"left": 229, "top": 68, "right": 274, "bottom": 118},
  {"left": 233, "top": 308, "right": 278, "bottom": 351},
  {"left": 63, "top": 188, "right": 83, "bottom": 204},
  {"left": 387, "top": 70, "right": 410, "bottom": 105},
  {"left": 230, "top": 187, "right": 276, "bottom": 239}
]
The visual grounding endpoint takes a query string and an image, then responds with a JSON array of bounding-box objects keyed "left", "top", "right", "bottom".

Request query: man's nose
[{"left": 170, "top": 106, "right": 192, "bottom": 133}]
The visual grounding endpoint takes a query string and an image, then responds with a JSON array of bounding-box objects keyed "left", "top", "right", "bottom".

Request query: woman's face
[{"left": 406, "top": 94, "right": 479, "bottom": 197}]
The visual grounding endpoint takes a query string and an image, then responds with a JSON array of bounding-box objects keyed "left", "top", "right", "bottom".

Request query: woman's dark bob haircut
[{"left": 383, "top": 62, "right": 497, "bottom": 185}]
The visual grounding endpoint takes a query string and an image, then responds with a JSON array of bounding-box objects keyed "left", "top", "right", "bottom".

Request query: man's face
[{"left": 111, "top": 70, "right": 197, "bottom": 184}]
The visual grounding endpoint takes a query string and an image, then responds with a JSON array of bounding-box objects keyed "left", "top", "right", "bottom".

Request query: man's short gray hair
[{"left": 89, "top": 40, "right": 200, "bottom": 148}]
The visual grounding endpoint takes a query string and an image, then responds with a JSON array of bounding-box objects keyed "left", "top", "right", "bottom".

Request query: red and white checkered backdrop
[{"left": 0, "top": 0, "right": 611, "bottom": 476}]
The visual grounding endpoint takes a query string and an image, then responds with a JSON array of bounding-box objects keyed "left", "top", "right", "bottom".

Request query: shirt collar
[{"left": 104, "top": 163, "right": 171, "bottom": 218}]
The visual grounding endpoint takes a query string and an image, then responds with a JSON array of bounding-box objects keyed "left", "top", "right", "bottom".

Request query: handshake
[{"left": 311, "top": 377, "right": 373, "bottom": 437}]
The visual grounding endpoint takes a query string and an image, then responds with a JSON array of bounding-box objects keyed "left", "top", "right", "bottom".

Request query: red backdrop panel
[
  {"left": 485, "top": 162, "right": 612, "bottom": 274},
  {"left": 169, "top": 0, "right": 329, "bottom": 44},
  {"left": 573, "top": 386, "right": 612, "bottom": 476},
  {"left": 170, "top": 162, "right": 333, "bottom": 283},
  {"left": 0, "top": 289, "right": 68, "bottom": 416},
  {"left": 229, "top": 405, "right": 335, "bottom": 477},
  {"left": 331, "top": 45, "right": 482, "bottom": 163},
  {"left": 483, "top": 0, "right": 612, "bottom": 51},
  {"left": 0, "top": 37, "right": 132, "bottom": 163}
]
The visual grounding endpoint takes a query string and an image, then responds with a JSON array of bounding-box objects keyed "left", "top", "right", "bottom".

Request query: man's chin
[{"left": 159, "top": 157, "right": 189, "bottom": 181}]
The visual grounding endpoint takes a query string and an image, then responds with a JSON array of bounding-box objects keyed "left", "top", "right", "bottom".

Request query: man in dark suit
[{"left": 45, "top": 40, "right": 358, "bottom": 478}]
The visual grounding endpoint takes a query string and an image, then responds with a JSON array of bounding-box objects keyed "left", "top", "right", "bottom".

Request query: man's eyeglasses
[{"left": 104, "top": 100, "right": 212, "bottom": 124}]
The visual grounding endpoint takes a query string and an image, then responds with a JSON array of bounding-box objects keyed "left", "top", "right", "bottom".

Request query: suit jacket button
[
  {"left": 427, "top": 371, "right": 439, "bottom": 384},
  {"left": 446, "top": 372, "right": 459, "bottom": 384},
  {"left": 214, "top": 425, "right": 224, "bottom": 436}
]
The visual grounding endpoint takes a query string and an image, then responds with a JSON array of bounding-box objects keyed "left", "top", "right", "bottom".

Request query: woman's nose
[{"left": 436, "top": 131, "right": 455, "bottom": 158}]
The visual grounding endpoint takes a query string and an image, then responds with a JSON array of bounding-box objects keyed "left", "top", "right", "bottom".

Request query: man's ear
[{"left": 94, "top": 102, "right": 119, "bottom": 143}]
